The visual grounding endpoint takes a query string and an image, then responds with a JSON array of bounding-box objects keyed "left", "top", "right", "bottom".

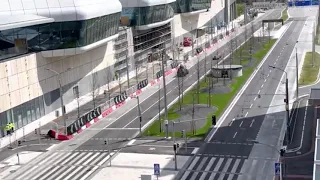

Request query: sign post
[
  {"left": 274, "top": 162, "right": 282, "bottom": 180},
  {"left": 154, "top": 163, "right": 160, "bottom": 180}
]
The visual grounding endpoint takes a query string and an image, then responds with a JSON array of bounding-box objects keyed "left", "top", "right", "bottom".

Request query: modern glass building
[
  {"left": 0, "top": 0, "right": 122, "bottom": 137},
  {"left": 175, "top": 0, "right": 211, "bottom": 13},
  {"left": 0, "top": 0, "right": 233, "bottom": 142}
]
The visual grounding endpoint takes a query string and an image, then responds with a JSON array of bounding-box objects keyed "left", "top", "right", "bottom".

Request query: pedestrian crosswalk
[
  {"left": 6, "top": 152, "right": 114, "bottom": 180},
  {"left": 179, "top": 156, "right": 275, "bottom": 180}
]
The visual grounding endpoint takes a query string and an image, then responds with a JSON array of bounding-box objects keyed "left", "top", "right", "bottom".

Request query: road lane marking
[
  {"left": 245, "top": 112, "right": 248, "bottom": 117},
  {"left": 127, "top": 139, "right": 136, "bottom": 146},
  {"left": 191, "top": 148, "right": 199, "bottom": 155},
  {"left": 233, "top": 132, "right": 238, "bottom": 138},
  {"left": 239, "top": 121, "right": 243, "bottom": 127},
  {"left": 258, "top": 90, "right": 261, "bottom": 94},
  {"left": 254, "top": 97, "right": 257, "bottom": 101},
  {"left": 249, "top": 119, "right": 255, "bottom": 127},
  {"left": 261, "top": 84, "right": 264, "bottom": 88},
  {"left": 229, "top": 118, "right": 235, "bottom": 126},
  {"left": 250, "top": 104, "right": 253, "bottom": 108},
  {"left": 264, "top": 79, "right": 267, "bottom": 82},
  {"left": 269, "top": 69, "right": 272, "bottom": 73},
  {"left": 122, "top": 88, "right": 175, "bottom": 128}
]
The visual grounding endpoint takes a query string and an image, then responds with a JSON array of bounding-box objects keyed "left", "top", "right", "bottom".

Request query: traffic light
[
  {"left": 181, "top": 130, "right": 185, "bottom": 138},
  {"left": 177, "top": 143, "right": 180, "bottom": 148},
  {"left": 280, "top": 149, "right": 285, "bottom": 157},
  {"left": 212, "top": 115, "right": 216, "bottom": 125},
  {"left": 173, "top": 143, "right": 177, "bottom": 151}
]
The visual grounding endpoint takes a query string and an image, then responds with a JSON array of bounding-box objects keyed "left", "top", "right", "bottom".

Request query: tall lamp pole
[
  {"left": 46, "top": 68, "right": 67, "bottom": 135},
  {"left": 133, "top": 96, "right": 142, "bottom": 133},
  {"left": 161, "top": 50, "right": 168, "bottom": 122},
  {"left": 269, "top": 65, "right": 290, "bottom": 144}
]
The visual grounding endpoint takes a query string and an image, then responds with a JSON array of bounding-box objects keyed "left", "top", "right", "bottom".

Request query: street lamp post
[
  {"left": 133, "top": 96, "right": 142, "bottom": 134},
  {"left": 46, "top": 68, "right": 67, "bottom": 135},
  {"left": 269, "top": 65, "right": 290, "bottom": 144},
  {"left": 247, "top": 140, "right": 285, "bottom": 180},
  {"left": 161, "top": 50, "right": 169, "bottom": 122}
]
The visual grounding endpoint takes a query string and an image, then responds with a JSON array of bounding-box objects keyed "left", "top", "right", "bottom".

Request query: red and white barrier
[{"left": 53, "top": 67, "right": 178, "bottom": 140}]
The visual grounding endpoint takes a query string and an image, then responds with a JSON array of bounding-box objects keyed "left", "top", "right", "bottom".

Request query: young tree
[
  {"left": 104, "top": 68, "right": 113, "bottom": 107},
  {"left": 90, "top": 71, "right": 100, "bottom": 109}
]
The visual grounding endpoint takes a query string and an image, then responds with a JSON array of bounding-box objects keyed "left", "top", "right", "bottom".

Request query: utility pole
[
  {"left": 295, "top": 47, "right": 299, "bottom": 99},
  {"left": 312, "top": 21, "right": 316, "bottom": 67},
  {"left": 161, "top": 50, "right": 168, "bottom": 121},
  {"left": 197, "top": 56, "right": 200, "bottom": 103},
  {"left": 126, "top": 53, "right": 130, "bottom": 88},
  {"left": 285, "top": 76, "right": 290, "bottom": 144},
  {"left": 249, "top": 23, "right": 254, "bottom": 62},
  {"left": 178, "top": 75, "right": 182, "bottom": 110}
]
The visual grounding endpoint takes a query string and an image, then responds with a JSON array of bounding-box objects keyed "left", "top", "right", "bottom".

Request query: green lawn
[
  {"left": 282, "top": 8, "right": 288, "bottom": 22},
  {"left": 143, "top": 39, "right": 277, "bottom": 138},
  {"left": 299, "top": 52, "right": 320, "bottom": 85},
  {"left": 236, "top": 3, "right": 244, "bottom": 18}
]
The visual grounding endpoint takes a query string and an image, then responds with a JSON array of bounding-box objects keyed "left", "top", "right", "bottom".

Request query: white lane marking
[
  {"left": 261, "top": 84, "right": 264, "bottom": 88},
  {"left": 269, "top": 69, "right": 272, "bottom": 73},
  {"left": 191, "top": 148, "right": 199, "bottom": 155},
  {"left": 250, "top": 104, "right": 253, "bottom": 108},
  {"left": 274, "top": 62, "right": 276, "bottom": 65},
  {"left": 229, "top": 118, "right": 235, "bottom": 126},
  {"left": 254, "top": 97, "right": 257, "bottom": 101},
  {"left": 264, "top": 79, "right": 267, "bottom": 82},
  {"left": 258, "top": 90, "right": 261, "bottom": 94},
  {"left": 245, "top": 112, "right": 249, "bottom": 117},
  {"left": 267, "top": 73, "right": 270, "bottom": 77},
  {"left": 233, "top": 132, "right": 238, "bottom": 138},
  {"left": 127, "top": 139, "right": 136, "bottom": 146},
  {"left": 239, "top": 121, "right": 243, "bottom": 127},
  {"left": 250, "top": 119, "right": 255, "bottom": 127}
]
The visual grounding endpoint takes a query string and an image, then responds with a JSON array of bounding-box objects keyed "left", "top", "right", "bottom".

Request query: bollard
[{"left": 165, "top": 120, "right": 169, "bottom": 138}]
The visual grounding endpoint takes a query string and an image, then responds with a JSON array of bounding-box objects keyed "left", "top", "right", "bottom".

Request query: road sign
[
  {"left": 274, "top": 162, "right": 281, "bottom": 175},
  {"left": 154, "top": 163, "right": 160, "bottom": 176}
]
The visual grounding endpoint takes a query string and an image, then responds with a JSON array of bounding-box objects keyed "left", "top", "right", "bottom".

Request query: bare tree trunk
[{"left": 178, "top": 76, "right": 181, "bottom": 110}]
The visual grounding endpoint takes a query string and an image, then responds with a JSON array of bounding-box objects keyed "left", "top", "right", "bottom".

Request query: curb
[{"left": 52, "top": 67, "right": 178, "bottom": 140}]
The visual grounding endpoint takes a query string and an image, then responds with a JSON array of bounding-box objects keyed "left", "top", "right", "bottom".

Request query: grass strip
[
  {"left": 299, "top": 52, "right": 320, "bottom": 86},
  {"left": 144, "top": 39, "right": 277, "bottom": 138}
]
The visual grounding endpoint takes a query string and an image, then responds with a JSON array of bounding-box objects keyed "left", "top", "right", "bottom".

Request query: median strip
[{"left": 143, "top": 37, "right": 277, "bottom": 138}]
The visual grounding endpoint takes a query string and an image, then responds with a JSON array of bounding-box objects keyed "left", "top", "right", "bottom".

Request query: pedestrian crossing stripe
[
  {"left": 5, "top": 152, "right": 114, "bottom": 180},
  {"left": 179, "top": 156, "right": 276, "bottom": 180}
]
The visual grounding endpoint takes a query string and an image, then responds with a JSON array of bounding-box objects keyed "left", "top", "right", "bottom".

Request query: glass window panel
[
  {"left": 6, "top": 110, "right": 12, "bottom": 123},
  {"left": 31, "top": 101, "right": 36, "bottom": 122},
  {"left": 21, "top": 103, "right": 27, "bottom": 126}
]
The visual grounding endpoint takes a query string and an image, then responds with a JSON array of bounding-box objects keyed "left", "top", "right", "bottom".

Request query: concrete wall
[{"left": 0, "top": 41, "right": 116, "bottom": 115}]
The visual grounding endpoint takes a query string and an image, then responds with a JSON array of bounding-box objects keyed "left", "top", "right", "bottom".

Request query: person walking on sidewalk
[{"left": 4, "top": 122, "right": 14, "bottom": 136}]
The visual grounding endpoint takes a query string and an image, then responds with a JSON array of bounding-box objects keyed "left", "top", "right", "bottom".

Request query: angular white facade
[
  {"left": 0, "top": 0, "right": 122, "bottom": 21},
  {"left": 119, "top": 0, "right": 176, "bottom": 7}
]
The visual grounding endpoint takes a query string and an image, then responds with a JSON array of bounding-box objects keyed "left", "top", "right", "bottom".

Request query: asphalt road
[
  {"left": 176, "top": 16, "right": 306, "bottom": 180},
  {"left": 3, "top": 10, "right": 283, "bottom": 180},
  {"left": 282, "top": 97, "right": 315, "bottom": 179},
  {"left": 74, "top": 10, "right": 282, "bottom": 152}
]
